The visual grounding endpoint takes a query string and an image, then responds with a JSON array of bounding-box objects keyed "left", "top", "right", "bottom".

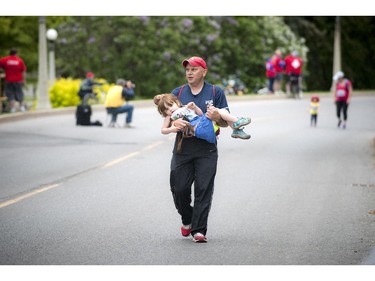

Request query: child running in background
[
  {"left": 153, "top": 93, "right": 251, "bottom": 144},
  {"left": 310, "top": 95, "right": 320, "bottom": 127}
]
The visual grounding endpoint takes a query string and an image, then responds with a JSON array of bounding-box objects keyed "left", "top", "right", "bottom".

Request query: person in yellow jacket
[
  {"left": 310, "top": 95, "right": 320, "bottom": 127},
  {"left": 105, "top": 79, "right": 135, "bottom": 128}
]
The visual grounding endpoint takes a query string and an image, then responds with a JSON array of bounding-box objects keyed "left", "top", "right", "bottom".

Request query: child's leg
[
  {"left": 217, "top": 109, "right": 251, "bottom": 130},
  {"left": 312, "top": 114, "right": 317, "bottom": 126},
  {"left": 217, "top": 108, "right": 237, "bottom": 128}
]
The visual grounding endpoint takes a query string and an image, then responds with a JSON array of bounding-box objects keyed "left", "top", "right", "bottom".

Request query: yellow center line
[
  {"left": 102, "top": 151, "right": 141, "bottom": 168},
  {"left": 0, "top": 184, "right": 59, "bottom": 209},
  {"left": 102, "top": 141, "right": 165, "bottom": 168},
  {"left": 0, "top": 140, "right": 167, "bottom": 209}
]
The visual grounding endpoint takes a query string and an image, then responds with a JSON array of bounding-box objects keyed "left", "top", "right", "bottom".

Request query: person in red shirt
[
  {"left": 272, "top": 49, "right": 285, "bottom": 95},
  {"left": 0, "top": 49, "right": 27, "bottom": 112},
  {"left": 333, "top": 71, "right": 352, "bottom": 129},
  {"left": 265, "top": 58, "right": 276, "bottom": 94},
  {"left": 284, "top": 50, "right": 303, "bottom": 98}
]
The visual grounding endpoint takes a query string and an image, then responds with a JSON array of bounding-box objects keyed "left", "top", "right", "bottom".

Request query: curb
[
  {"left": 0, "top": 95, "right": 274, "bottom": 124},
  {"left": 0, "top": 100, "right": 154, "bottom": 124},
  {"left": 0, "top": 91, "right": 373, "bottom": 124}
]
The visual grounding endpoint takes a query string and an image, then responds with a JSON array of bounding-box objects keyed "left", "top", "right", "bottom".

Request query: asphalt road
[{"left": 0, "top": 94, "right": 374, "bottom": 266}]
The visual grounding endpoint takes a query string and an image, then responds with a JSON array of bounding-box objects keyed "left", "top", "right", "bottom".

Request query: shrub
[{"left": 48, "top": 78, "right": 112, "bottom": 108}]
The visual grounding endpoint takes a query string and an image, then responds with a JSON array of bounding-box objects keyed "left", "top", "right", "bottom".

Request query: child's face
[{"left": 165, "top": 102, "right": 180, "bottom": 116}]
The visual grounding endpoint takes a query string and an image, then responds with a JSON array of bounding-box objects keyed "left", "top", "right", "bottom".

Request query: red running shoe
[
  {"left": 192, "top": 232, "right": 207, "bottom": 243},
  {"left": 181, "top": 224, "right": 192, "bottom": 237}
]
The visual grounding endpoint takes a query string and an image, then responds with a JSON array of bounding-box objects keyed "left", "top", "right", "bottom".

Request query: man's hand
[
  {"left": 187, "top": 102, "right": 196, "bottom": 110},
  {"left": 206, "top": 105, "right": 228, "bottom": 127},
  {"left": 172, "top": 118, "right": 189, "bottom": 131}
]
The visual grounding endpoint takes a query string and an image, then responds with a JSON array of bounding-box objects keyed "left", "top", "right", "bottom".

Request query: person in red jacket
[
  {"left": 285, "top": 50, "right": 303, "bottom": 98},
  {"left": 0, "top": 49, "right": 27, "bottom": 112},
  {"left": 265, "top": 58, "right": 276, "bottom": 94},
  {"left": 272, "top": 49, "right": 285, "bottom": 95}
]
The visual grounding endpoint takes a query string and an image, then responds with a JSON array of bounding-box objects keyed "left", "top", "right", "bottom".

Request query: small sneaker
[
  {"left": 233, "top": 117, "right": 251, "bottom": 130},
  {"left": 192, "top": 232, "right": 207, "bottom": 243},
  {"left": 20, "top": 106, "right": 26, "bottom": 112},
  {"left": 181, "top": 224, "right": 192, "bottom": 237},
  {"left": 125, "top": 123, "right": 135, "bottom": 128},
  {"left": 108, "top": 122, "right": 117, "bottom": 128},
  {"left": 337, "top": 119, "right": 342, "bottom": 128},
  {"left": 231, "top": 129, "right": 251, "bottom": 140},
  {"left": 10, "top": 108, "right": 16, "bottom": 113}
]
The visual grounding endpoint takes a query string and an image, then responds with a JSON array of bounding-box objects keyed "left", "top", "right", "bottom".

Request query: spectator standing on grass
[
  {"left": 0, "top": 48, "right": 27, "bottom": 112},
  {"left": 285, "top": 50, "right": 303, "bottom": 97},
  {"left": 265, "top": 58, "right": 276, "bottom": 94},
  {"left": 272, "top": 49, "right": 285, "bottom": 95}
]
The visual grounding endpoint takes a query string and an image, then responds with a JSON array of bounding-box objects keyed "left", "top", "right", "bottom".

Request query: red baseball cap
[
  {"left": 182, "top": 56, "right": 207, "bottom": 69},
  {"left": 86, "top": 72, "right": 94, "bottom": 78}
]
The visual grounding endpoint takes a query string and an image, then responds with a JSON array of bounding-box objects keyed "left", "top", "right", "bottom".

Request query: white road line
[{"left": 0, "top": 140, "right": 167, "bottom": 209}]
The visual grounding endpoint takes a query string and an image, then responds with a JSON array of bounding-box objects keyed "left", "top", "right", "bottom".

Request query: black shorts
[
  {"left": 5, "top": 82, "right": 24, "bottom": 102},
  {"left": 288, "top": 73, "right": 300, "bottom": 83},
  {"left": 275, "top": 73, "right": 283, "bottom": 81}
]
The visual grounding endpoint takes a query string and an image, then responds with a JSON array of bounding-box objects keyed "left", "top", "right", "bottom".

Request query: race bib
[
  {"left": 336, "top": 89, "right": 346, "bottom": 97},
  {"left": 171, "top": 107, "right": 197, "bottom": 122},
  {"left": 171, "top": 107, "right": 188, "bottom": 120}
]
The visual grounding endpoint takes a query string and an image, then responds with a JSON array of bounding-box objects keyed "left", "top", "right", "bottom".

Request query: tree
[
  {"left": 8, "top": 16, "right": 375, "bottom": 97},
  {"left": 283, "top": 16, "right": 375, "bottom": 90},
  {"left": 53, "top": 16, "right": 305, "bottom": 97},
  {"left": 0, "top": 16, "right": 39, "bottom": 82}
]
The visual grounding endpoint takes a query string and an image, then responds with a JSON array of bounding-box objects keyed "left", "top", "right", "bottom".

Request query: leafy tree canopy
[{"left": 1, "top": 16, "right": 374, "bottom": 97}]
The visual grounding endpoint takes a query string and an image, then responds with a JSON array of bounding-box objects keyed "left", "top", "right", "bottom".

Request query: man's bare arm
[{"left": 206, "top": 105, "right": 228, "bottom": 127}]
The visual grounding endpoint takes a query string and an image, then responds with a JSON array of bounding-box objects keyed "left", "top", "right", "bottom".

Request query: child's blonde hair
[{"left": 153, "top": 93, "right": 181, "bottom": 117}]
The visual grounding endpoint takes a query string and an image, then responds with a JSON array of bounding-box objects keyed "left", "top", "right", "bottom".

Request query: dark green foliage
[
  {"left": 1, "top": 16, "right": 374, "bottom": 97},
  {"left": 284, "top": 16, "right": 375, "bottom": 90},
  {"left": 54, "top": 16, "right": 309, "bottom": 96}
]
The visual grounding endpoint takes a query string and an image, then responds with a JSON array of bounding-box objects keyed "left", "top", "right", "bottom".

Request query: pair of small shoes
[
  {"left": 231, "top": 129, "right": 251, "bottom": 140},
  {"left": 233, "top": 117, "right": 251, "bottom": 130},
  {"left": 192, "top": 232, "right": 207, "bottom": 243}
]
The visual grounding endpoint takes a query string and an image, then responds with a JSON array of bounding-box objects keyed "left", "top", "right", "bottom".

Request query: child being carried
[{"left": 153, "top": 93, "right": 251, "bottom": 143}]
